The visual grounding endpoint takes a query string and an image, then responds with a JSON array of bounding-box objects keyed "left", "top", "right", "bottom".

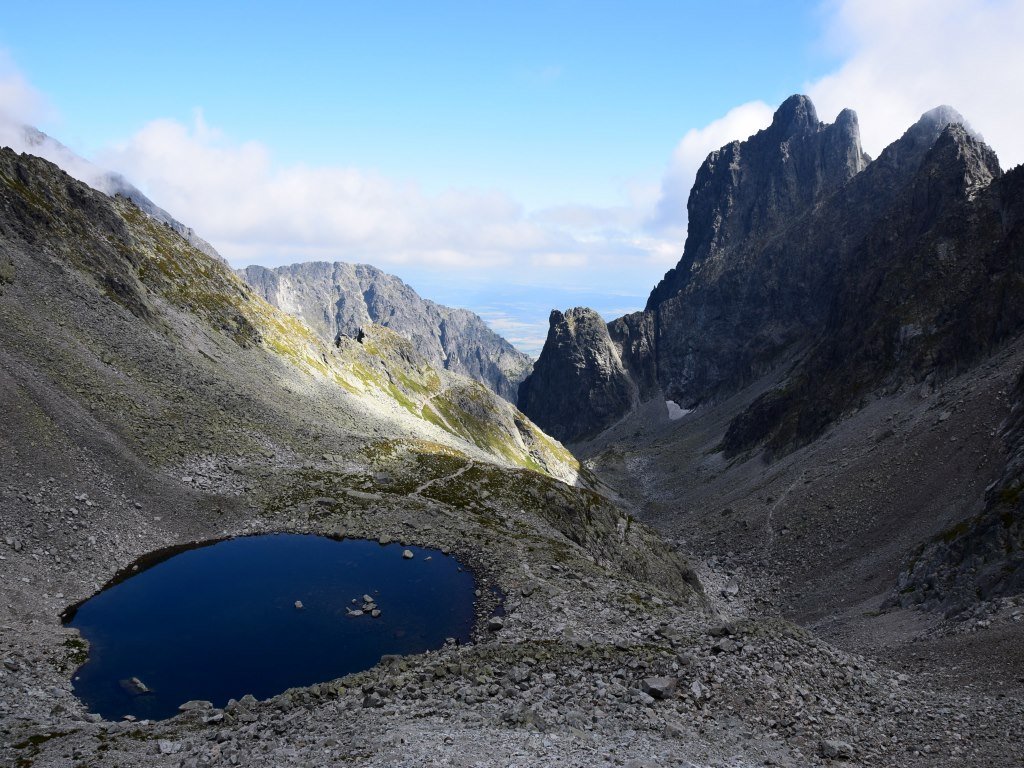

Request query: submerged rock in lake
[{"left": 119, "top": 676, "right": 151, "bottom": 695}]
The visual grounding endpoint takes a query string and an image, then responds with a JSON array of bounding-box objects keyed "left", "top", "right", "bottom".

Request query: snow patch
[{"left": 666, "top": 400, "right": 690, "bottom": 421}]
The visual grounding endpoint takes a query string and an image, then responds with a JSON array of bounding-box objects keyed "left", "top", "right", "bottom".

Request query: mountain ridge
[
  {"left": 5, "top": 121, "right": 227, "bottom": 262},
  {"left": 517, "top": 93, "right": 1024, "bottom": 632},
  {"left": 519, "top": 96, "right": 1007, "bottom": 445},
  {"left": 240, "top": 261, "right": 533, "bottom": 402}
]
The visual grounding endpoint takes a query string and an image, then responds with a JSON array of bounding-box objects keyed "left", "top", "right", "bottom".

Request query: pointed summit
[
  {"left": 518, "top": 308, "right": 636, "bottom": 442},
  {"left": 899, "top": 105, "right": 974, "bottom": 150},
  {"left": 868, "top": 103, "right": 982, "bottom": 186},
  {"left": 646, "top": 94, "right": 868, "bottom": 309},
  {"left": 767, "top": 94, "right": 821, "bottom": 138},
  {"left": 918, "top": 104, "right": 968, "bottom": 132}
]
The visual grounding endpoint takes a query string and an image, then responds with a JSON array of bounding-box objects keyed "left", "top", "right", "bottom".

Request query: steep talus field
[
  {"left": 893, "top": 357, "right": 1024, "bottom": 614},
  {"left": 241, "top": 261, "right": 533, "bottom": 402}
]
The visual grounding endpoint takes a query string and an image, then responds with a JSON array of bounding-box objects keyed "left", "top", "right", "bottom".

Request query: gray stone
[
  {"left": 158, "top": 739, "right": 181, "bottom": 754},
  {"left": 641, "top": 676, "right": 677, "bottom": 700},
  {"left": 119, "top": 676, "right": 150, "bottom": 695},
  {"left": 712, "top": 638, "right": 739, "bottom": 654},
  {"left": 178, "top": 699, "right": 213, "bottom": 712},
  {"left": 820, "top": 739, "right": 854, "bottom": 759},
  {"left": 663, "top": 721, "right": 686, "bottom": 739}
]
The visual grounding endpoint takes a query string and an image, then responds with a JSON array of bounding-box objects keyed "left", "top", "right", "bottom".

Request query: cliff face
[
  {"left": 517, "top": 308, "right": 637, "bottom": 443},
  {"left": 647, "top": 95, "right": 870, "bottom": 309},
  {"left": 240, "top": 262, "right": 533, "bottom": 402},
  {"left": 722, "top": 123, "right": 1009, "bottom": 457},
  {"left": 519, "top": 96, "right": 1014, "bottom": 446}
]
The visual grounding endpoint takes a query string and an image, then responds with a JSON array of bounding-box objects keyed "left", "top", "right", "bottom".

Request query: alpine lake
[{"left": 62, "top": 533, "right": 479, "bottom": 720}]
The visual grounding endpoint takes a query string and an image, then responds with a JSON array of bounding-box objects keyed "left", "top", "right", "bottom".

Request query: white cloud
[
  {"left": 95, "top": 112, "right": 638, "bottom": 275},
  {"left": 807, "top": 0, "right": 1024, "bottom": 167},
  {"left": 0, "top": 50, "right": 49, "bottom": 126}
]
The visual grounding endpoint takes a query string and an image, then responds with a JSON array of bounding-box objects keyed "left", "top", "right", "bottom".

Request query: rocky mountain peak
[
  {"left": 921, "top": 122, "right": 1002, "bottom": 196},
  {"left": 521, "top": 97, "right": 1018, "bottom": 446},
  {"left": 646, "top": 94, "right": 869, "bottom": 309},
  {"left": 766, "top": 93, "right": 821, "bottom": 139},
  {"left": 517, "top": 308, "right": 636, "bottom": 443},
  {"left": 918, "top": 104, "right": 969, "bottom": 133},
  {"left": 870, "top": 104, "right": 976, "bottom": 180}
]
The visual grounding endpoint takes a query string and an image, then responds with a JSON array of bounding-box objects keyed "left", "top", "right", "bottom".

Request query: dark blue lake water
[{"left": 64, "top": 534, "right": 477, "bottom": 720}]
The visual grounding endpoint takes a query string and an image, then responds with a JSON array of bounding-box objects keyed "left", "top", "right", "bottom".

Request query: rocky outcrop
[
  {"left": 520, "top": 96, "right": 1009, "bottom": 445},
  {"left": 723, "top": 122, "right": 1011, "bottom": 457},
  {"left": 647, "top": 95, "right": 870, "bottom": 309},
  {"left": 608, "top": 310, "right": 659, "bottom": 401},
  {"left": 518, "top": 308, "right": 636, "bottom": 443},
  {"left": 240, "top": 262, "right": 532, "bottom": 402}
]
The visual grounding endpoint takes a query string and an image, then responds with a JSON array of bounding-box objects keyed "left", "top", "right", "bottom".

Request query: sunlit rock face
[{"left": 240, "top": 261, "right": 533, "bottom": 402}]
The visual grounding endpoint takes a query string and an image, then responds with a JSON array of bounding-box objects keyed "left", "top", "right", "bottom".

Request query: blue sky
[
  {"left": 1, "top": 1, "right": 1021, "bottom": 354},
  {"left": 3, "top": 2, "right": 831, "bottom": 204}
]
